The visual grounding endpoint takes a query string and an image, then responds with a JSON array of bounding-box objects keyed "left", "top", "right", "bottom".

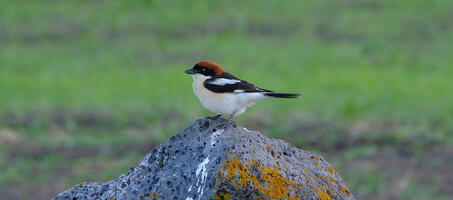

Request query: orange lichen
[
  {"left": 306, "top": 172, "right": 335, "bottom": 200},
  {"left": 217, "top": 170, "right": 223, "bottom": 183},
  {"left": 313, "top": 161, "right": 319, "bottom": 166},
  {"left": 79, "top": 183, "right": 83, "bottom": 187},
  {"left": 149, "top": 193, "right": 158, "bottom": 199},
  {"left": 340, "top": 186, "right": 349, "bottom": 196},
  {"left": 320, "top": 175, "right": 325, "bottom": 179},
  {"left": 316, "top": 187, "right": 331, "bottom": 200},
  {"left": 252, "top": 150, "right": 257, "bottom": 158},
  {"left": 314, "top": 157, "right": 319, "bottom": 161},
  {"left": 266, "top": 144, "right": 272, "bottom": 150},
  {"left": 329, "top": 177, "right": 338, "bottom": 184},
  {"left": 327, "top": 167, "right": 334, "bottom": 174},
  {"left": 217, "top": 156, "right": 299, "bottom": 200},
  {"left": 213, "top": 191, "right": 230, "bottom": 200},
  {"left": 303, "top": 168, "right": 310, "bottom": 174}
]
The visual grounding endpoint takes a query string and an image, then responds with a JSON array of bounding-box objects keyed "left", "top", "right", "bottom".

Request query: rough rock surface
[{"left": 54, "top": 117, "right": 355, "bottom": 200}]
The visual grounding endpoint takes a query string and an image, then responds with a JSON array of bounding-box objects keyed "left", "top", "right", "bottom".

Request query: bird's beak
[{"left": 185, "top": 68, "right": 195, "bottom": 74}]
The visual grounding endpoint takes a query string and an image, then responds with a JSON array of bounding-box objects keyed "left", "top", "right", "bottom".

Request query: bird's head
[{"left": 185, "top": 61, "right": 225, "bottom": 78}]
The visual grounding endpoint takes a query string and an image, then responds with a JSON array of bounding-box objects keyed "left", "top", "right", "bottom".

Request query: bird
[{"left": 185, "top": 61, "right": 300, "bottom": 121}]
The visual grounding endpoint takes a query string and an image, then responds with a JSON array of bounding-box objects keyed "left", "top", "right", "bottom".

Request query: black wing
[{"left": 204, "top": 72, "right": 273, "bottom": 93}]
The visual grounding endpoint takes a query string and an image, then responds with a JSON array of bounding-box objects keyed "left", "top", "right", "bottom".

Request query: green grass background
[{"left": 0, "top": 0, "right": 452, "bottom": 199}]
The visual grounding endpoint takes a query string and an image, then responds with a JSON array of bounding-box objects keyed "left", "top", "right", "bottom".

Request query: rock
[{"left": 54, "top": 117, "right": 354, "bottom": 200}]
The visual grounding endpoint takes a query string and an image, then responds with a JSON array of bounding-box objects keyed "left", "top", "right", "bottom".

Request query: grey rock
[{"left": 54, "top": 117, "right": 355, "bottom": 200}]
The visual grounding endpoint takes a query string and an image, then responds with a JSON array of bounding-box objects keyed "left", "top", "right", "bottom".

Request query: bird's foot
[
  {"left": 210, "top": 114, "right": 222, "bottom": 120},
  {"left": 227, "top": 111, "right": 236, "bottom": 122}
]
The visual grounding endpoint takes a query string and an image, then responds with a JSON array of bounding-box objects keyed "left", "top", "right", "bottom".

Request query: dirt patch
[
  {"left": 0, "top": 28, "right": 10, "bottom": 43},
  {"left": 1, "top": 110, "right": 452, "bottom": 199},
  {"left": 0, "top": 138, "right": 157, "bottom": 200},
  {"left": 11, "top": 19, "right": 82, "bottom": 45},
  {"left": 77, "top": 19, "right": 300, "bottom": 42},
  {"left": 246, "top": 20, "right": 300, "bottom": 38},
  {"left": 1, "top": 109, "right": 152, "bottom": 130},
  {"left": 247, "top": 118, "right": 453, "bottom": 199},
  {"left": 314, "top": 22, "right": 367, "bottom": 43},
  {"left": 0, "top": 129, "right": 23, "bottom": 147},
  {"left": 327, "top": 144, "right": 453, "bottom": 199},
  {"left": 4, "top": 139, "right": 156, "bottom": 161},
  {"left": 340, "top": 0, "right": 383, "bottom": 11}
]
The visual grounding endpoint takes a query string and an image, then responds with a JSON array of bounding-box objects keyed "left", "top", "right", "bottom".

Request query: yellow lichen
[
  {"left": 252, "top": 150, "right": 257, "bottom": 158},
  {"left": 266, "top": 144, "right": 272, "bottom": 150},
  {"left": 217, "top": 156, "right": 299, "bottom": 200},
  {"left": 224, "top": 193, "right": 231, "bottom": 199},
  {"left": 306, "top": 172, "right": 334, "bottom": 200},
  {"left": 217, "top": 170, "right": 223, "bottom": 183},
  {"left": 213, "top": 191, "right": 230, "bottom": 200},
  {"left": 327, "top": 167, "right": 334, "bottom": 174},
  {"left": 329, "top": 177, "right": 338, "bottom": 184},
  {"left": 340, "top": 186, "right": 349, "bottom": 196},
  {"left": 257, "top": 163, "right": 299, "bottom": 199},
  {"left": 316, "top": 187, "right": 331, "bottom": 200},
  {"left": 292, "top": 192, "right": 299, "bottom": 200},
  {"left": 149, "top": 193, "right": 158, "bottom": 199},
  {"left": 313, "top": 161, "right": 319, "bottom": 166},
  {"left": 254, "top": 194, "right": 263, "bottom": 200}
]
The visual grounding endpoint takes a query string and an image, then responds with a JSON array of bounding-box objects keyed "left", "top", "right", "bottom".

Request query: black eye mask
[{"left": 193, "top": 64, "right": 216, "bottom": 77}]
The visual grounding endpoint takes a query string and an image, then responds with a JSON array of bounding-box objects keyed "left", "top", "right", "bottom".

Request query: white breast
[{"left": 191, "top": 74, "right": 267, "bottom": 116}]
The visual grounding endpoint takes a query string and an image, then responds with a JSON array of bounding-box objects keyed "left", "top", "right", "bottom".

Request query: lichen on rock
[{"left": 54, "top": 117, "right": 354, "bottom": 200}]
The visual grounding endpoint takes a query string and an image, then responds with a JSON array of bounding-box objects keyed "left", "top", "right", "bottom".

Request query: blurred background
[{"left": 1, "top": 1, "right": 452, "bottom": 199}]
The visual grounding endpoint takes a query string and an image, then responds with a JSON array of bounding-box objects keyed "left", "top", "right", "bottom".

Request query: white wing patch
[
  {"left": 209, "top": 78, "right": 241, "bottom": 86},
  {"left": 234, "top": 89, "right": 245, "bottom": 93}
]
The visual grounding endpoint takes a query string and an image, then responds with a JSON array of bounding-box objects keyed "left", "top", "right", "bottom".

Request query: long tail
[{"left": 264, "top": 92, "right": 300, "bottom": 98}]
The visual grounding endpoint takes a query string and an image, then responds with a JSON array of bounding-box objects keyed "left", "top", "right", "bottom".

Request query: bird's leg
[
  {"left": 227, "top": 111, "right": 236, "bottom": 122},
  {"left": 211, "top": 114, "right": 222, "bottom": 120}
]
